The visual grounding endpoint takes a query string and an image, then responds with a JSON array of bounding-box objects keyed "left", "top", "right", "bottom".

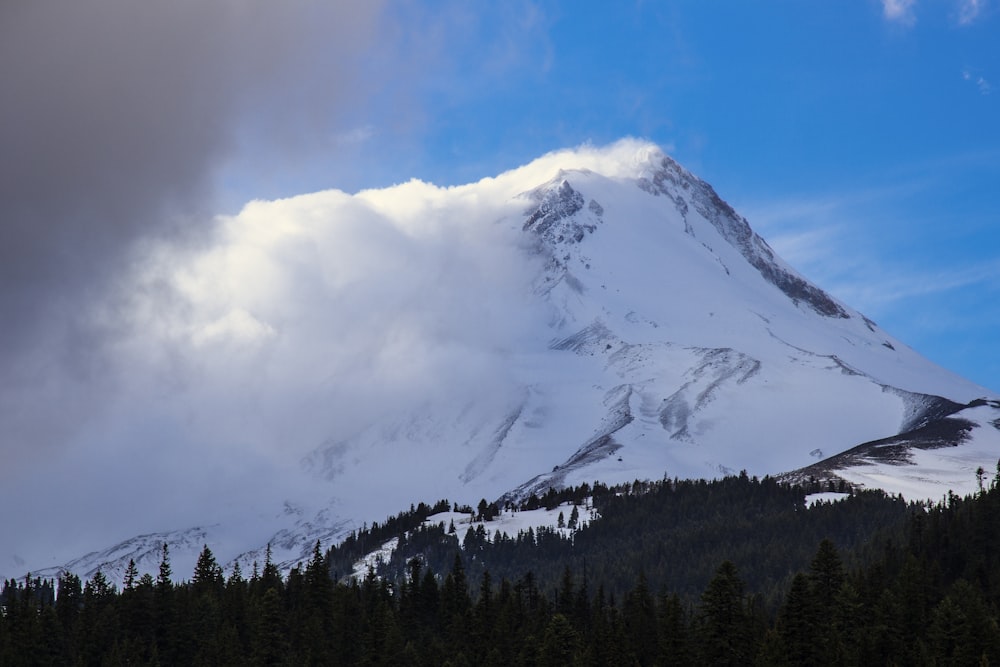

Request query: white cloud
[
  {"left": 334, "top": 125, "right": 376, "bottom": 146},
  {"left": 957, "top": 0, "right": 985, "bottom": 24},
  {"left": 829, "top": 260, "right": 1000, "bottom": 311},
  {"left": 3, "top": 141, "right": 626, "bottom": 569},
  {"left": 882, "top": 0, "right": 917, "bottom": 25},
  {"left": 881, "top": 0, "right": 990, "bottom": 28},
  {"left": 747, "top": 186, "right": 999, "bottom": 396},
  {"left": 963, "top": 68, "right": 993, "bottom": 95},
  {"left": 741, "top": 174, "right": 1000, "bottom": 322},
  {"left": 0, "top": 0, "right": 393, "bottom": 494},
  {"left": 190, "top": 309, "right": 276, "bottom": 348}
]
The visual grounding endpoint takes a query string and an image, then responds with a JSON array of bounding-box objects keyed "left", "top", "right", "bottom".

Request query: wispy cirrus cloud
[
  {"left": 963, "top": 69, "right": 993, "bottom": 95},
  {"left": 881, "top": 0, "right": 989, "bottom": 26},
  {"left": 744, "top": 175, "right": 999, "bottom": 317},
  {"left": 882, "top": 0, "right": 917, "bottom": 25},
  {"left": 748, "top": 184, "right": 1000, "bottom": 393},
  {"left": 828, "top": 259, "right": 1000, "bottom": 312},
  {"left": 957, "top": 0, "right": 986, "bottom": 24}
]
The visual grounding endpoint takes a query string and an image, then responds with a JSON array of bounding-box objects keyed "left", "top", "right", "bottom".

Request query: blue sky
[{"left": 225, "top": 0, "right": 998, "bottom": 391}]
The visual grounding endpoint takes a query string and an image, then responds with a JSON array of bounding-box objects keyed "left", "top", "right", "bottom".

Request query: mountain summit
[{"left": 12, "top": 140, "right": 1000, "bottom": 583}]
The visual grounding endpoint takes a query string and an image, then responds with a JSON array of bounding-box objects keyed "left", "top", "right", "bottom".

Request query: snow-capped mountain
[{"left": 13, "top": 140, "right": 1000, "bottom": 585}]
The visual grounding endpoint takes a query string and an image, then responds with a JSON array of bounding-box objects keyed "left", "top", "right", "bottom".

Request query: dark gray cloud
[
  {"left": 0, "top": 1, "right": 386, "bottom": 469},
  {"left": 0, "top": 0, "right": 570, "bottom": 577}
]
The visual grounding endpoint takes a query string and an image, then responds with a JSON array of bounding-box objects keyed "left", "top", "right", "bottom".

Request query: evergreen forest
[{"left": 4, "top": 469, "right": 1000, "bottom": 665}]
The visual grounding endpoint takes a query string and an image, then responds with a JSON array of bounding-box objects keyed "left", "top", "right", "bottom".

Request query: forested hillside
[
  {"left": 337, "top": 474, "right": 911, "bottom": 609},
  {"left": 4, "top": 469, "right": 1000, "bottom": 665}
]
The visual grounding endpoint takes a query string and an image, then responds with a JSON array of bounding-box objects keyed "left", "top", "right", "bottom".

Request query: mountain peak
[
  {"left": 506, "top": 141, "right": 848, "bottom": 319},
  {"left": 640, "top": 154, "right": 850, "bottom": 319},
  {"left": 7, "top": 140, "right": 997, "bottom": 586}
]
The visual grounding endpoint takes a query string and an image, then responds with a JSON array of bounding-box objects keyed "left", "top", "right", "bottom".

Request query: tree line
[{"left": 3, "top": 469, "right": 1000, "bottom": 664}]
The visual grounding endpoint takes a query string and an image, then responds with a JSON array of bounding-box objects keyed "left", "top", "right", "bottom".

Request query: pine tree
[
  {"left": 36, "top": 605, "right": 65, "bottom": 665},
  {"left": 556, "top": 566, "right": 575, "bottom": 617},
  {"left": 261, "top": 543, "right": 283, "bottom": 593},
  {"left": 441, "top": 554, "right": 471, "bottom": 652},
  {"left": 420, "top": 567, "right": 441, "bottom": 631},
  {"left": 228, "top": 560, "right": 243, "bottom": 586},
  {"left": 399, "top": 556, "right": 423, "bottom": 640},
  {"left": 808, "top": 538, "right": 846, "bottom": 660},
  {"left": 254, "top": 587, "right": 287, "bottom": 666},
  {"left": 778, "top": 572, "right": 816, "bottom": 666},
  {"left": 623, "top": 572, "right": 657, "bottom": 665},
  {"left": 698, "top": 560, "right": 753, "bottom": 666},
  {"left": 55, "top": 571, "right": 82, "bottom": 640},
  {"left": 123, "top": 559, "right": 138, "bottom": 591},
  {"left": 88, "top": 570, "right": 114, "bottom": 599},
  {"left": 928, "top": 594, "right": 969, "bottom": 664},
  {"left": 809, "top": 539, "right": 845, "bottom": 609},
  {"left": 154, "top": 543, "right": 177, "bottom": 662},
  {"left": 302, "top": 540, "right": 334, "bottom": 663},
  {"left": 120, "top": 567, "right": 156, "bottom": 663},
  {"left": 81, "top": 570, "right": 118, "bottom": 665},
  {"left": 193, "top": 544, "right": 224, "bottom": 595},
  {"left": 657, "top": 591, "right": 690, "bottom": 666},
  {"left": 539, "top": 613, "right": 579, "bottom": 666},
  {"left": 474, "top": 569, "right": 496, "bottom": 646},
  {"left": 222, "top": 561, "right": 250, "bottom": 658},
  {"left": 156, "top": 543, "right": 172, "bottom": 591}
]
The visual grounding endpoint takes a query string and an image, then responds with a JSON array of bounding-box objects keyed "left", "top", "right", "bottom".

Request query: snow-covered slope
[
  {"left": 303, "top": 143, "right": 996, "bottom": 505},
  {"left": 12, "top": 140, "right": 999, "bottom": 585}
]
